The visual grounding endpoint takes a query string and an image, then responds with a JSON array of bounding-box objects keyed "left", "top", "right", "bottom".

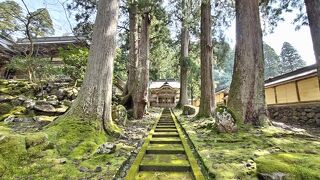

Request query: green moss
[
  {"left": 0, "top": 87, "right": 11, "bottom": 94},
  {"left": 45, "top": 114, "right": 108, "bottom": 158},
  {"left": 256, "top": 153, "right": 320, "bottom": 179},
  {"left": 0, "top": 103, "right": 13, "bottom": 115}
]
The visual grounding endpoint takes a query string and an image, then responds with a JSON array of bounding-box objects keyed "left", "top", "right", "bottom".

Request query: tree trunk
[
  {"left": 198, "top": 0, "right": 214, "bottom": 117},
  {"left": 228, "top": 0, "right": 268, "bottom": 126},
  {"left": 66, "top": 0, "right": 120, "bottom": 135},
  {"left": 177, "top": 0, "right": 189, "bottom": 108},
  {"left": 133, "top": 12, "right": 150, "bottom": 119},
  {"left": 123, "top": 0, "right": 139, "bottom": 108},
  {"left": 305, "top": 0, "right": 320, "bottom": 80}
]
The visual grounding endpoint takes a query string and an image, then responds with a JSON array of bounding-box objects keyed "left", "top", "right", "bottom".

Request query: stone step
[
  {"left": 156, "top": 126, "right": 176, "bottom": 129},
  {"left": 154, "top": 129, "right": 178, "bottom": 132},
  {"left": 152, "top": 133, "right": 179, "bottom": 138},
  {"left": 135, "top": 171, "right": 193, "bottom": 180},
  {"left": 150, "top": 137, "right": 182, "bottom": 144},
  {"left": 139, "top": 154, "right": 190, "bottom": 172}
]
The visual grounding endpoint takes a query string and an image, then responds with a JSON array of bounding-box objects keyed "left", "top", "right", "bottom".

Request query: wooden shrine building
[{"left": 149, "top": 79, "right": 180, "bottom": 108}]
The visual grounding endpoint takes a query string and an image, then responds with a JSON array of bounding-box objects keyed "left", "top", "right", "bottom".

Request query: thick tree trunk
[
  {"left": 177, "top": 0, "right": 189, "bottom": 108},
  {"left": 133, "top": 12, "right": 150, "bottom": 119},
  {"left": 305, "top": 0, "right": 320, "bottom": 80},
  {"left": 123, "top": 1, "right": 139, "bottom": 108},
  {"left": 228, "top": 0, "right": 268, "bottom": 126},
  {"left": 198, "top": 0, "right": 214, "bottom": 117},
  {"left": 66, "top": 0, "right": 120, "bottom": 135}
]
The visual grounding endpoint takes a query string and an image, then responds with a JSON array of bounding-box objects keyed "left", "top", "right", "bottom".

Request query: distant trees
[
  {"left": 264, "top": 43, "right": 281, "bottom": 79},
  {"left": 279, "top": 42, "right": 306, "bottom": 74},
  {"left": 0, "top": 1, "right": 22, "bottom": 37}
]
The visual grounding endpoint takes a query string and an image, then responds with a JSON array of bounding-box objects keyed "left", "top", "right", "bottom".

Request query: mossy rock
[
  {"left": 45, "top": 115, "right": 108, "bottom": 158},
  {"left": 0, "top": 87, "right": 11, "bottom": 94},
  {"left": 216, "top": 105, "right": 241, "bottom": 124},
  {"left": 0, "top": 80, "right": 9, "bottom": 86},
  {"left": 0, "top": 103, "right": 13, "bottom": 115},
  {"left": 182, "top": 105, "right": 196, "bottom": 115},
  {"left": 112, "top": 105, "right": 127, "bottom": 126}
]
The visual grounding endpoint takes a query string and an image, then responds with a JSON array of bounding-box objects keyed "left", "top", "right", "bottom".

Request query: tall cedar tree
[
  {"left": 133, "top": 11, "right": 150, "bottom": 119},
  {"left": 122, "top": 0, "right": 139, "bottom": 109},
  {"left": 279, "top": 42, "right": 305, "bottom": 74},
  {"left": 65, "top": 0, "right": 120, "bottom": 135},
  {"left": 198, "top": 0, "right": 215, "bottom": 117},
  {"left": 228, "top": 0, "right": 269, "bottom": 126},
  {"left": 304, "top": 0, "right": 320, "bottom": 80},
  {"left": 177, "top": 0, "right": 190, "bottom": 107}
]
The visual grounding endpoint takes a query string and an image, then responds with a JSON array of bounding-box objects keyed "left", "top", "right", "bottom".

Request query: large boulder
[
  {"left": 112, "top": 105, "right": 127, "bottom": 126},
  {"left": 182, "top": 105, "right": 196, "bottom": 115},
  {"left": 215, "top": 106, "right": 237, "bottom": 133}
]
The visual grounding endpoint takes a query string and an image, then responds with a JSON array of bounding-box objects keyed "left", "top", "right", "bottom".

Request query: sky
[{"left": 4, "top": 0, "right": 316, "bottom": 65}]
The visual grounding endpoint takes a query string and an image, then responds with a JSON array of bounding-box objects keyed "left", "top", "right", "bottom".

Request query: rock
[
  {"left": 62, "top": 100, "right": 72, "bottom": 107},
  {"left": 55, "top": 105, "right": 69, "bottom": 115},
  {"left": 33, "top": 103, "right": 56, "bottom": 114},
  {"left": 0, "top": 95, "right": 15, "bottom": 103},
  {"left": 23, "top": 99, "right": 36, "bottom": 109},
  {"left": 47, "top": 95, "right": 58, "bottom": 101},
  {"left": 4, "top": 115, "right": 34, "bottom": 123},
  {"left": 307, "top": 112, "right": 315, "bottom": 118},
  {"left": 47, "top": 100, "right": 59, "bottom": 106},
  {"left": 94, "top": 166, "right": 102, "bottom": 172},
  {"left": 59, "top": 158, "right": 67, "bottom": 164},
  {"left": 79, "top": 166, "right": 90, "bottom": 172},
  {"left": 33, "top": 116, "right": 57, "bottom": 122},
  {"left": 257, "top": 172, "right": 287, "bottom": 180},
  {"left": 96, "top": 143, "right": 116, "bottom": 154},
  {"left": 112, "top": 105, "right": 127, "bottom": 126},
  {"left": 182, "top": 105, "right": 196, "bottom": 115},
  {"left": 55, "top": 89, "right": 67, "bottom": 101},
  {"left": 215, "top": 108, "right": 237, "bottom": 133}
]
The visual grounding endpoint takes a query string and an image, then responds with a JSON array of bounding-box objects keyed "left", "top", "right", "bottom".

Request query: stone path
[{"left": 125, "top": 108, "right": 204, "bottom": 180}]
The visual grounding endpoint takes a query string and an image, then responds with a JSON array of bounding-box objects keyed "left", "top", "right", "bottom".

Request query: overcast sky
[{"left": 7, "top": 0, "right": 317, "bottom": 65}]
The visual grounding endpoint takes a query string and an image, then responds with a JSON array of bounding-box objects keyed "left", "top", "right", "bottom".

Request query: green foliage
[
  {"left": 59, "top": 46, "right": 88, "bottom": 83},
  {"left": 7, "top": 57, "right": 59, "bottom": 82},
  {"left": 0, "top": 1, "right": 54, "bottom": 38},
  {"left": 0, "top": 1, "right": 22, "bottom": 36},
  {"left": 260, "top": 0, "right": 306, "bottom": 33},
  {"left": 114, "top": 48, "right": 128, "bottom": 80},
  {"left": 263, "top": 43, "right": 281, "bottom": 79},
  {"left": 279, "top": 42, "right": 306, "bottom": 74},
  {"left": 214, "top": 49, "right": 234, "bottom": 91},
  {"left": 28, "top": 8, "right": 54, "bottom": 37}
]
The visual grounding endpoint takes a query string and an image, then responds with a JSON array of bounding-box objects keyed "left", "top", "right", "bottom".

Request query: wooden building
[
  {"left": 214, "top": 64, "right": 320, "bottom": 106},
  {"left": 1, "top": 36, "right": 88, "bottom": 78},
  {"left": 264, "top": 64, "right": 319, "bottom": 104},
  {"left": 149, "top": 80, "right": 180, "bottom": 108}
]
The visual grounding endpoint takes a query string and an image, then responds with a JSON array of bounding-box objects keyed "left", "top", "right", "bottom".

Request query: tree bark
[
  {"left": 228, "top": 0, "right": 268, "bottom": 126},
  {"left": 198, "top": 0, "right": 214, "bottom": 117},
  {"left": 66, "top": 0, "right": 120, "bottom": 135},
  {"left": 177, "top": 0, "right": 190, "bottom": 108},
  {"left": 123, "top": 0, "right": 139, "bottom": 108},
  {"left": 133, "top": 12, "right": 150, "bottom": 119},
  {"left": 305, "top": 0, "right": 320, "bottom": 80}
]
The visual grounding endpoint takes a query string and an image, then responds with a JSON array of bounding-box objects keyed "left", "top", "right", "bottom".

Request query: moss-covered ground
[
  {"left": 0, "top": 108, "right": 160, "bottom": 179},
  {"left": 174, "top": 109, "right": 320, "bottom": 180}
]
